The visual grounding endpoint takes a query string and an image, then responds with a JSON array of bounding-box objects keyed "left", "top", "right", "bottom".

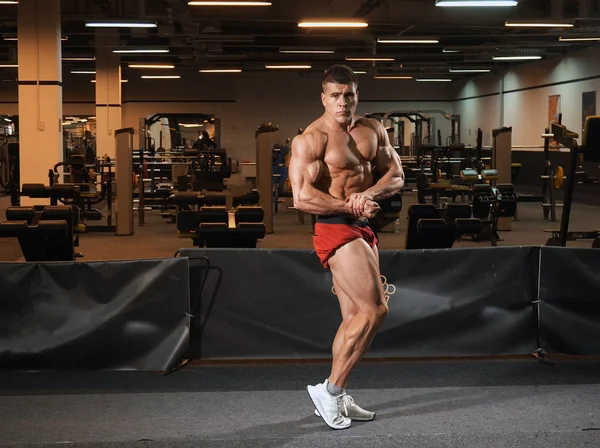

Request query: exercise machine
[
  {"left": 405, "top": 203, "right": 482, "bottom": 250},
  {"left": 2, "top": 184, "right": 87, "bottom": 261},
  {"left": 544, "top": 116, "right": 600, "bottom": 247}
]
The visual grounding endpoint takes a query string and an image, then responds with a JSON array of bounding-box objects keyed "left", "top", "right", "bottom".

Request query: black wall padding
[
  {"left": 538, "top": 247, "right": 600, "bottom": 356},
  {"left": 181, "top": 247, "right": 540, "bottom": 360},
  {"left": 0, "top": 258, "right": 190, "bottom": 371}
]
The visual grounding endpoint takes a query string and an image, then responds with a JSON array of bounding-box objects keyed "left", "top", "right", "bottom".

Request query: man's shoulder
[
  {"left": 297, "top": 122, "right": 328, "bottom": 150},
  {"left": 354, "top": 116, "right": 383, "bottom": 132}
]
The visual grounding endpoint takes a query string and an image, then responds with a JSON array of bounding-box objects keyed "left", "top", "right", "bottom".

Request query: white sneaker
[
  {"left": 307, "top": 380, "right": 352, "bottom": 430},
  {"left": 314, "top": 393, "right": 376, "bottom": 421}
]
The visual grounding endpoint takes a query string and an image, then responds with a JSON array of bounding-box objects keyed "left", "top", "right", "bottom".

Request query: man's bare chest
[{"left": 323, "top": 129, "right": 378, "bottom": 170}]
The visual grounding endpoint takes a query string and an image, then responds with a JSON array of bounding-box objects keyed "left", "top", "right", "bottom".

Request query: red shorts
[{"left": 313, "top": 218, "right": 379, "bottom": 269}]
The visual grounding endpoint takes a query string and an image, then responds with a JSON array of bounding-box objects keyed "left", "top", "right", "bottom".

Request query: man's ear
[{"left": 321, "top": 92, "right": 326, "bottom": 107}]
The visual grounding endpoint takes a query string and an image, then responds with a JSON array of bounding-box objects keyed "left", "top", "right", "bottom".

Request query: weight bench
[
  {"left": 6, "top": 205, "right": 85, "bottom": 258},
  {"left": 0, "top": 220, "right": 75, "bottom": 261},
  {"left": 234, "top": 206, "right": 266, "bottom": 248}
]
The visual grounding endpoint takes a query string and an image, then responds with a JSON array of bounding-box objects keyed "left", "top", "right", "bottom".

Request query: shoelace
[{"left": 337, "top": 394, "right": 355, "bottom": 416}]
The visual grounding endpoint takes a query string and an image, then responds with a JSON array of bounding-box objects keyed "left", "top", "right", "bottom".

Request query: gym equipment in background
[
  {"left": 544, "top": 116, "right": 600, "bottom": 247},
  {"left": 2, "top": 184, "right": 87, "bottom": 260},
  {"left": 405, "top": 204, "right": 482, "bottom": 250}
]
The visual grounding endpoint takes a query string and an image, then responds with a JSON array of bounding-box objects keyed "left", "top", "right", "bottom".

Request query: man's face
[{"left": 321, "top": 82, "right": 358, "bottom": 124}]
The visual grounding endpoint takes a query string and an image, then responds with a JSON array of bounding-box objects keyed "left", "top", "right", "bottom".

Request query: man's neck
[{"left": 323, "top": 114, "right": 356, "bottom": 133}]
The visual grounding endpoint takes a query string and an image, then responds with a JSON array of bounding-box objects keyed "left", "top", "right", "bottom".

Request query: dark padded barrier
[
  {"left": 181, "top": 247, "right": 540, "bottom": 360},
  {"left": 538, "top": 247, "right": 600, "bottom": 355},
  {"left": 0, "top": 258, "right": 190, "bottom": 371}
]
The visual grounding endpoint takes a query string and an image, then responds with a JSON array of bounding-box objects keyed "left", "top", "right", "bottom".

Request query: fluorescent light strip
[
  {"left": 345, "top": 57, "right": 395, "bottom": 61},
  {"left": 505, "top": 21, "right": 573, "bottom": 28},
  {"left": 416, "top": 78, "right": 453, "bottom": 82},
  {"left": 443, "top": 48, "right": 462, "bottom": 53},
  {"left": 374, "top": 76, "right": 413, "bottom": 79},
  {"left": 71, "top": 70, "right": 96, "bottom": 74},
  {"left": 279, "top": 49, "right": 335, "bottom": 54},
  {"left": 113, "top": 49, "right": 169, "bottom": 54},
  {"left": 0, "top": 1, "right": 18, "bottom": 4},
  {"left": 4, "top": 36, "right": 68, "bottom": 41},
  {"left": 141, "top": 75, "right": 181, "bottom": 79},
  {"left": 265, "top": 64, "right": 312, "bottom": 69},
  {"left": 436, "top": 0, "right": 517, "bottom": 6},
  {"left": 493, "top": 55, "right": 542, "bottom": 60},
  {"left": 199, "top": 69, "right": 242, "bottom": 73},
  {"left": 86, "top": 21, "right": 157, "bottom": 28},
  {"left": 559, "top": 36, "right": 600, "bottom": 42},
  {"left": 63, "top": 57, "right": 96, "bottom": 61},
  {"left": 188, "top": 1, "right": 272, "bottom": 4},
  {"left": 92, "top": 79, "right": 128, "bottom": 83},
  {"left": 0, "top": 64, "right": 17, "bottom": 68},
  {"left": 354, "top": 71, "right": 368, "bottom": 74},
  {"left": 298, "top": 21, "right": 368, "bottom": 28},
  {"left": 378, "top": 38, "right": 439, "bottom": 44},
  {"left": 128, "top": 64, "right": 175, "bottom": 69},
  {"left": 449, "top": 69, "right": 491, "bottom": 73}
]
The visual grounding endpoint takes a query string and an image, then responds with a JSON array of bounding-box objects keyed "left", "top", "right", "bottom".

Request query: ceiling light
[
  {"left": 188, "top": 1, "right": 271, "bottom": 4},
  {"left": 71, "top": 70, "right": 96, "bottom": 74},
  {"left": 0, "top": 1, "right": 18, "bottom": 4},
  {"left": 493, "top": 55, "right": 542, "bottom": 60},
  {"left": 436, "top": 0, "right": 518, "bottom": 6},
  {"left": 91, "top": 79, "right": 128, "bottom": 83},
  {"left": 505, "top": 21, "right": 573, "bottom": 28},
  {"left": 128, "top": 64, "right": 175, "bottom": 69},
  {"left": 199, "top": 69, "right": 243, "bottom": 73},
  {"left": 279, "top": 48, "right": 335, "bottom": 54},
  {"left": 374, "top": 76, "right": 413, "bottom": 79},
  {"left": 345, "top": 57, "right": 395, "bottom": 62},
  {"left": 141, "top": 75, "right": 181, "bottom": 79},
  {"left": 449, "top": 69, "right": 491, "bottom": 73},
  {"left": 378, "top": 38, "right": 439, "bottom": 44},
  {"left": 113, "top": 48, "right": 169, "bottom": 54},
  {"left": 86, "top": 20, "right": 157, "bottom": 28},
  {"left": 559, "top": 36, "right": 600, "bottom": 42},
  {"left": 0, "top": 64, "right": 17, "bottom": 68},
  {"left": 354, "top": 71, "right": 368, "bottom": 74},
  {"left": 443, "top": 48, "right": 462, "bottom": 53},
  {"left": 298, "top": 20, "right": 368, "bottom": 28},
  {"left": 416, "top": 78, "right": 453, "bottom": 82},
  {"left": 63, "top": 57, "right": 96, "bottom": 61},
  {"left": 265, "top": 64, "right": 312, "bottom": 69},
  {"left": 3, "top": 36, "right": 68, "bottom": 41}
]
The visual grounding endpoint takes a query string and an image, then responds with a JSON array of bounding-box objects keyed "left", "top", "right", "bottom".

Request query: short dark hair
[{"left": 322, "top": 65, "right": 358, "bottom": 90}]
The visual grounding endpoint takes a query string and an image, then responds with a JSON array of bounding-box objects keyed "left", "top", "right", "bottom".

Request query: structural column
[
  {"left": 17, "top": 0, "right": 63, "bottom": 203},
  {"left": 95, "top": 30, "right": 122, "bottom": 160}
]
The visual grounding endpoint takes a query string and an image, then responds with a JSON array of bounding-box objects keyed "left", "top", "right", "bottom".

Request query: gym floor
[
  {"left": 1, "top": 357, "right": 600, "bottom": 447},
  {"left": 1, "top": 187, "right": 600, "bottom": 262}
]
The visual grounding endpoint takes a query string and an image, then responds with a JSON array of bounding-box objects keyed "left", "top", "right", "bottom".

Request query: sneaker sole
[
  {"left": 306, "top": 386, "right": 351, "bottom": 430},
  {"left": 314, "top": 408, "right": 376, "bottom": 421}
]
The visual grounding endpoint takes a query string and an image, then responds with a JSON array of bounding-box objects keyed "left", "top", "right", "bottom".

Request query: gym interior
[{"left": 1, "top": 1, "right": 600, "bottom": 447}]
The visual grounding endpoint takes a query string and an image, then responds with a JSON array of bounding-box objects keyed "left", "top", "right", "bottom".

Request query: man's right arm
[{"left": 289, "top": 133, "right": 349, "bottom": 216}]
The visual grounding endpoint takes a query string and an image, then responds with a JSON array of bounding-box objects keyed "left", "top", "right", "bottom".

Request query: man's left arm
[{"left": 363, "top": 121, "right": 405, "bottom": 201}]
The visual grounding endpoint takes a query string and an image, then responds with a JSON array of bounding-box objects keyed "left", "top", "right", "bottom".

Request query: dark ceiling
[{"left": 1, "top": 0, "right": 600, "bottom": 78}]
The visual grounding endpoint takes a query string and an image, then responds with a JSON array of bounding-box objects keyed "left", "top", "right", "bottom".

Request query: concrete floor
[{"left": 1, "top": 188, "right": 599, "bottom": 262}]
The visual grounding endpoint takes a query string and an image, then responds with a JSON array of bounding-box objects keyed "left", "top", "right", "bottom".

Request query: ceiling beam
[
  {"left": 551, "top": 0, "right": 564, "bottom": 19},
  {"left": 353, "top": 0, "right": 387, "bottom": 17}
]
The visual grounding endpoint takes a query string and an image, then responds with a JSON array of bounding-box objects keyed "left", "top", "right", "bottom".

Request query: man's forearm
[
  {"left": 364, "top": 174, "right": 405, "bottom": 201},
  {"left": 294, "top": 186, "right": 349, "bottom": 215}
]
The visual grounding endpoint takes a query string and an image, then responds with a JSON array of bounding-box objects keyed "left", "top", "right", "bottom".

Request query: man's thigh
[{"left": 328, "top": 239, "right": 385, "bottom": 313}]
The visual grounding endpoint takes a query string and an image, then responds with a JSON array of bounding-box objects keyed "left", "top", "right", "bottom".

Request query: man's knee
[{"left": 374, "top": 302, "right": 388, "bottom": 327}]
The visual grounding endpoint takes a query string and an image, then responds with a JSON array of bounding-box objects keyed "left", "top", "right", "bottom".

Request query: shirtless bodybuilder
[{"left": 288, "top": 65, "right": 405, "bottom": 430}]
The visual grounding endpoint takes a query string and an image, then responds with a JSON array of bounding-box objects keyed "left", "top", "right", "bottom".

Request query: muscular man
[{"left": 289, "top": 65, "right": 405, "bottom": 430}]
